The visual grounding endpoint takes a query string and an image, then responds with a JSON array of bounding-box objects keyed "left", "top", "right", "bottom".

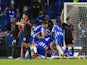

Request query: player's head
[
  {"left": 45, "top": 14, "right": 50, "bottom": 20},
  {"left": 39, "top": 10, "right": 44, "bottom": 15},
  {"left": 22, "top": 11, "right": 29, "bottom": 21},
  {"left": 42, "top": 21, "right": 48, "bottom": 28},
  {"left": 66, "top": 17, "right": 72, "bottom": 24},
  {"left": 11, "top": 17, "right": 16, "bottom": 23},
  {"left": 9, "top": 6, "right": 15, "bottom": 11}
]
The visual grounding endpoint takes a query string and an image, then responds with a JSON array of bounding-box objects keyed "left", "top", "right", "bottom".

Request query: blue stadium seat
[
  {"left": 5, "top": 35, "right": 13, "bottom": 47},
  {"left": 0, "top": 19, "right": 6, "bottom": 31},
  {"left": 30, "top": 19, "right": 36, "bottom": 24},
  {"left": 45, "top": 10, "right": 54, "bottom": 19}
]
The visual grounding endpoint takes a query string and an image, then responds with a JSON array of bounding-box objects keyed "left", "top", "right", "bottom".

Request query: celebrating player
[{"left": 52, "top": 22, "right": 65, "bottom": 58}]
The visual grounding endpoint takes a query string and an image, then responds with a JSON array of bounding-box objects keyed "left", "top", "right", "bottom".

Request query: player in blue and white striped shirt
[
  {"left": 31, "top": 21, "right": 51, "bottom": 57},
  {"left": 52, "top": 22, "right": 65, "bottom": 58},
  {"left": 31, "top": 21, "right": 50, "bottom": 44}
]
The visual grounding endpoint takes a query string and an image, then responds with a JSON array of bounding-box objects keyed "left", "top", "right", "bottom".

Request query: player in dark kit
[
  {"left": 20, "top": 12, "right": 32, "bottom": 59},
  {"left": 62, "top": 17, "right": 76, "bottom": 56},
  {"left": 10, "top": 17, "right": 19, "bottom": 58}
]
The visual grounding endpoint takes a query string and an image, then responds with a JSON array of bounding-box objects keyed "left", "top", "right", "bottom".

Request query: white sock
[
  {"left": 33, "top": 46, "right": 37, "bottom": 53},
  {"left": 30, "top": 46, "right": 37, "bottom": 54},
  {"left": 56, "top": 46, "right": 63, "bottom": 55},
  {"left": 30, "top": 47, "right": 34, "bottom": 56}
]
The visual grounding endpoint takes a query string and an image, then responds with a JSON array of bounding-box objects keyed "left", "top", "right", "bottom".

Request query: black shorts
[
  {"left": 22, "top": 35, "right": 30, "bottom": 43},
  {"left": 65, "top": 37, "right": 73, "bottom": 45}
]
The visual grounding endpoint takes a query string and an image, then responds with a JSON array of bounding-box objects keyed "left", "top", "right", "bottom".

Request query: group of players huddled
[{"left": 11, "top": 9, "right": 76, "bottom": 59}]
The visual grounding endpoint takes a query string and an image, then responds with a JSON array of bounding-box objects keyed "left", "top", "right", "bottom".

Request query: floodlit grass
[{"left": 0, "top": 59, "right": 87, "bottom": 65}]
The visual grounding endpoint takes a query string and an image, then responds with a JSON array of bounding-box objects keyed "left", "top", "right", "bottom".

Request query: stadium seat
[{"left": 5, "top": 35, "right": 13, "bottom": 47}]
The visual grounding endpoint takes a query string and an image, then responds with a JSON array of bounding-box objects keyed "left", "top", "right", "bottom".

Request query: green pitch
[{"left": 0, "top": 59, "right": 87, "bottom": 65}]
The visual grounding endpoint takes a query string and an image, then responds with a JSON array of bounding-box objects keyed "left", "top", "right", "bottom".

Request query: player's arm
[
  {"left": 51, "top": 26, "right": 55, "bottom": 35},
  {"left": 31, "top": 26, "right": 41, "bottom": 44},
  {"left": 31, "top": 26, "right": 41, "bottom": 38},
  {"left": 78, "top": 20, "right": 82, "bottom": 30},
  {"left": 50, "top": 43, "right": 54, "bottom": 52},
  {"left": 52, "top": 26, "right": 55, "bottom": 32},
  {"left": 26, "top": 20, "right": 32, "bottom": 26},
  {"left": 60, "top": 9, "right": 64, "bottom": 23},
  {"left": 73, "top": 30, "right": 76, "bottom": 42}
]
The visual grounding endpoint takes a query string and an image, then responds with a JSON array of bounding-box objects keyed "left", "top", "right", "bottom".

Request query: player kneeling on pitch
[{"left": 36, "top": 36, "right": 54, "bottom": 59}]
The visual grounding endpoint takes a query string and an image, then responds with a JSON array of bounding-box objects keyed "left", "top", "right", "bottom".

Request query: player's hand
[
  {"left": 73, "top": 37, "right": 77, "bottom": 43},
  {"left": 16, "top": 22, "right": 20, "bottom": 25}
]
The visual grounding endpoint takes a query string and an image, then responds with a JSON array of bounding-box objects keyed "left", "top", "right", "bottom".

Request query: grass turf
[{"left": 0, "top": 59, "right": 87, "bottom": 65}]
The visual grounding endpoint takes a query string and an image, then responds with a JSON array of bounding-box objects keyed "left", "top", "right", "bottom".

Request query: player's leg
[
  {"left": 55, "top": 36, "right": 64, "bottom": 57},
  {"left": 64, "top": 44, "right": 69, "bottom": 53},
  {"left": 22, "top": 42, "right": 32, "bottom": 59},
  {"left": 65, "top": 37, "right": 69, "bottom": 53},
  {"left": 19, "top": 32, "right": 25, "bottom": 58},
  {"left": 71, "top": 44, "right": 74, "bottom": 55},
  {"left": 32, "top": 37, "right": 39, "bottom": 53},
  {"left": 36, "top": 46, "right": 46, "bottom": 59},
  {"left": 56, "top": 44, "right": 63, "bottom": 55},
  {"left": 12, "top": 39, "right": 19, "bottom": 58},
  {"left": 20, "top": 45, "right": 24, "bottom": 58},
  {"left": 68, "top": 39, "right": 74, "bottom": 56},
  {"left": 30, "top": 37, "right": 39, "bottom": 56},
  {"left": 21, "top": 41, "right": 27, "bottom": 58},
  {"left": 26, "top": 44, "right": 32, "bottom": 59},
  {"left": 31, "top": 45, "right": 38, "bottom": 54},
  {"left": 25, "top": 36, "right": 32, "bottom": 59},
  {"left": 65, "top": 38, "right": 73, "bottom": 56},
  {"left": 45, "top": 45, "right": 52, "bottom": 57},
  {"left": 21, "top": 36, "right": 32, "bottom": 59}
]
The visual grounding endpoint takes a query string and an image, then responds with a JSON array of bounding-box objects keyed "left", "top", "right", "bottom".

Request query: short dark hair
[
  {"left": 42, "top": 21, "right": 48, "bottom": 24},
  {"left": 66, "top": 17, "right": 71, "bottom": 21}
]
